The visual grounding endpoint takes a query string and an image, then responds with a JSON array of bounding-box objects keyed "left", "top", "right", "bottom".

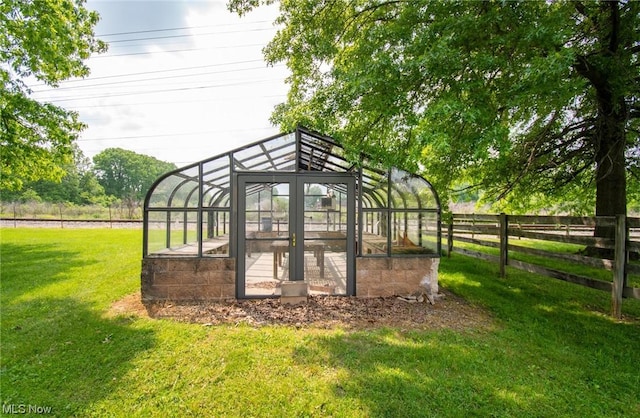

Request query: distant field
[{"left": 1, "top": 228, "right": 639, "bottom": 417}]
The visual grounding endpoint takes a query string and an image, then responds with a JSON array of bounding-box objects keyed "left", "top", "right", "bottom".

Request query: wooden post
[
  {"left": 447, "top": 220, "right": 453, "bottom": 258},
  {"left": 611, "top": 214, "right": 626, "bottom": 319},
  {"left": 471, "top": 214, "right": 475, "bottom": 240},
  {"left": 499, "top": 213, "right": 508, "bottom": 278},
  {"left": 59, "top": 204, "right": 64, "bottom": 229}
]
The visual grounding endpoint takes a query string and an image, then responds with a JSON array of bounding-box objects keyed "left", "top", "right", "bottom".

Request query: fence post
[
  {"left": 611, "top": 214, "right": 626, "bottom": 319},
  {"left": 447, "top": 219, "right": 453, "bottom": 258},
  {"left": 500, "top": 213, "right": 508, "bottom": 278},
  {"left": 58, "top": 204, "right": 64, "bottom": 229}
]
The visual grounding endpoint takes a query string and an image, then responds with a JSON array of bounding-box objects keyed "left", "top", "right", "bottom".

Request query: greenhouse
[{"left": 141, "top": 127, "right": 441, "bottom": 301}]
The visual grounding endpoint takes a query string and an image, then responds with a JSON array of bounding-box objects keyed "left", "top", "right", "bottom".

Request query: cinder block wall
[
  {"left": 141, "top": 258, "right": 236, "bottom": 302},
  {"left": 355, "top": 257, "right": 439, "bottom": 297},
  {"left": 141, "top": 256, "right": 439, "bottom": 302}
]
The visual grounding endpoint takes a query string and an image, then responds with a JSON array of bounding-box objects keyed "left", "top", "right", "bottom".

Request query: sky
[{"left": 28, "top": 0, "right": 289, "bottom": 167}]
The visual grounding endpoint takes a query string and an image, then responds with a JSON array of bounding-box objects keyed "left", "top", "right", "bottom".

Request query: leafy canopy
[
  {"left": 230, "top": 0, "right": 639, "bottom": 214},
  {"left": 0, "top": 145, "right": 108, "bottom": 205},
  {"left": 93, "top": 148, "right": 177, "bottom": 204},
  {"left": 1, "top": 0, "right": 106, "bottom": 191}
]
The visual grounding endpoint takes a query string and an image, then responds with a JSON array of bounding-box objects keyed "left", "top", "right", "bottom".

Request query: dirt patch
[
  {"left": 108, "top": 289, "right": 494, "bottom": 331},
  {"left": 108, "top": 292, "right": 149, "bottom": 317}
]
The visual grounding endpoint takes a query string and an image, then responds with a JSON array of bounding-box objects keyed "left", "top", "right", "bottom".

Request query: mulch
[{"left": 109, "top": 289, "right": 494, "bottom": 331}]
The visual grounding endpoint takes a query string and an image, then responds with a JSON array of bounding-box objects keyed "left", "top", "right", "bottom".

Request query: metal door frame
[{"left": 236, "top": 172, "right": 355, "bottom": 298}]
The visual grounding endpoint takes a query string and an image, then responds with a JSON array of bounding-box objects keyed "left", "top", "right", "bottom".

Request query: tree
[
  {"left": 0, "top": 145, "right": 107, "bottom": 205},
  {"left": 93, "top": 148, "right": 176, "bottom": 218},
  {"left": 1, "top": 0, "right": 106, "bottom": 191},
  {"left": 229, "top": 1, "right": 639, "bottom": 227},
  {"left": 32, "top": 146, "right": 107, "bottom": 205}
]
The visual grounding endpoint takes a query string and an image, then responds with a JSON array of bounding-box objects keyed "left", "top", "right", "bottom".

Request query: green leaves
[
  {"left": 93, "top": 148, "right": 177, "bottom": 205},
  {"left": 236, "top": 0, "right": 639, "bottom": 215},
  {"left": 1, "top": 0, "right": 106, "bottom": 191},
  {"left": 1, "top": 75, "right": 83, "bottom": 190},
  {"left": 1, "top": 0, "right": 106, "bottom": 84}
]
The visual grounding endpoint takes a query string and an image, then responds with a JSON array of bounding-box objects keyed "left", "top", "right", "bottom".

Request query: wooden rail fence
[{"left": 445, "top": 213, "right": 640, "bottom": 318}]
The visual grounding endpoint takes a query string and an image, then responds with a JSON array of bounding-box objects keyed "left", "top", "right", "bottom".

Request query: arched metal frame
[{"left": 143, "top": 127, "right": 441, "bottom": 258}]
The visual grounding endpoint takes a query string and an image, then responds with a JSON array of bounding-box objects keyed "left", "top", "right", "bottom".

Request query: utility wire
[
  {"left": 78, "top": 127, "right": 275, "bottom": 142},
  {"left": 33, "top": 74, "right": 283, "bottom": 101},
  {"left": 91, "top": 44, "right": 270, "bottom": 59},
  {"left": 30, "top": 64, "right": 284, "bottom": 92},
  {"left": 29, "top": 59, "right": 268, "bottom": 87},
  {"left": 67, "top": 94, "right": 284, "bottom": 109},
  {"left": 105, "top": 27, "right": 274, "bottom": 44},
  {"left": 105, "top": 41, "right": 263, "bottom": 51},
  {"left": 97, "top": 21, "right": 273, "bottom": 37},
  {"left": 38, "top": 78, "right": 281, "bottom": 102}
]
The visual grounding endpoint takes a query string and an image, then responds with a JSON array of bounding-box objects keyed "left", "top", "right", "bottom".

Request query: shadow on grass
[
  {"left": 1, "top": 297, "right": 156, "bottom": 416},
  {"left": 294, "top": 328, "right": 552, "bottom": 417},
  {"left": 438, "top": 254, "right": 640, "bottom": 337},
  {"left": 0, "top": 242, "right": 98, "bottom": 300},
  {"left": 1, "top": 238, "right": 155, "bottom": 415},
  {"left": 289, "top": 254, "right": 640, "bottom": 417}
]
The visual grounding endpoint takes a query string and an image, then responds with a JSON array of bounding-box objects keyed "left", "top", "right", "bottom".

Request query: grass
[
  {"left": 451, "top": 236, "right": 640, "bottom": 287},
  {"left": 1, "top": 228, "right": 640, "bottom": 417}
]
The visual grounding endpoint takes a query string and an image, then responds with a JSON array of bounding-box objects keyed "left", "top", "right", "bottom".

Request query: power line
[
  {"left": 78, "top": 127, "right": 276, "bottom": 142},
  {"left": 68, "top": 95, "right": 284, "bottom": 109},
  {"left": 29, "top": 60, "right": 268, "bottom": 87},
  {"left": 105, "top": 27, "right": 274, "bottom": 44},
  {"left": 37, "top": 78, "right": 282, "bottom": 102},
  {"left": 105, "top": 40, "right": 263, "bottom": 51},
  {"left": 30, "top": 64, "right": 284, "bottom": 92},
  {"left": 90, "top": 24, "right": 277, "bottom": 59},
  {"left": 91, "top": 44, "right": 268, "bottom": 59},
  {"left": 97, "top": 21, "right": 273, "bottom": 37}
]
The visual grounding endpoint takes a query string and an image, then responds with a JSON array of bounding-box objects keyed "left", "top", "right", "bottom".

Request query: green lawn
[
  {"left": 450, "top": 236, "right": 640, "bottom": 287},
  {"left": 1, "top": 228, "right": 639, "bottom": 417}
]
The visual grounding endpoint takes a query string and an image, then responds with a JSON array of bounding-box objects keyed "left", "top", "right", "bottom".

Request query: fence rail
[
  {"left": 446, "top": 213, "right": 640, "bottom": 318},
  {"left": 0, "top": 218, "right": 142, "bottom": 229}
]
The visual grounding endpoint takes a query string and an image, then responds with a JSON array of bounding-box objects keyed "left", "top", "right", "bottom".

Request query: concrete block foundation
[{"left": 141, "top": 256, "right": 439, "bottom": 302}]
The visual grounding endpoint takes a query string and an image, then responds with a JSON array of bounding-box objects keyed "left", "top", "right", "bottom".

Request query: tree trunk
[
  {"left": 576, "top": 2, "right": 628, "bottom": 256},
  {"left": 594, "top": 126, "right": 627, "bottom": 221},
  {"left": 590, "top": 95, "right": 627, "bottom": 257}
]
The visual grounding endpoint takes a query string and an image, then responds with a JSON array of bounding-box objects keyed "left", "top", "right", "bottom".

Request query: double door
[{"left": 237, "top": 173, "right": 355, "bottom": 298}]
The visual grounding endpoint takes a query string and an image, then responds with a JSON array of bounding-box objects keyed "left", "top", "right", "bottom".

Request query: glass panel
[
  {"left": 303, "top": 183, "right": 347, "bottom": 233},
  {"left": 147, "top": 211, "right": 171, "bottom": 254},
  {"left": 244, "top": 182, "right": 290, "bottom": 297},
  {"left": 203, "top": 187, "right": 230, "bottom": 208},
  {"left": 147, "top": 171, "right": 198, "bottom": 208},
  {"left": 390, "top": 170, "right": 418, "bottom": 209},
  {"left": 391, "top": 211, "right": 439, "bottom": 255},
  {"left": 417, "top": 181, "right": 439, "bottom": 209},
  {"left": 390, "top": 169, "right": 437, "bottom": 209},
  {"left": 361, "top": 167, "right": 388, "bottom": 208},
  {"left": 233, "top": 134, "right": 296, "bottom": 172},
  {"left": 304, "top": 182, "right": 348, "bottom": 295},
  {"left": 164, "top": 166, "right": 200, "bottom": 208},
  {"left": 202, "top": 210, "right": 230, "bottom": 257},
  {"left": 362, "top": 210, "right": 389, "bottom": 255},
  {"left": 146, "top": 211, "right": 198, "bottom": 256},
  {"left": 202, "top": 156, "right": 230, "bottom": 208}
]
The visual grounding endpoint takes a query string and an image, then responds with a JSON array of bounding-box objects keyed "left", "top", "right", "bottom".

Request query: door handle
[{"left": 292, "top": 233, "right": 296, "bottom": 247}]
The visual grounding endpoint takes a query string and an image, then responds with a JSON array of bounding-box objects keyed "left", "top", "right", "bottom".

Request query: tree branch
[{"left": 574, "top": 2, "right": 588, "bottom": 18}]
